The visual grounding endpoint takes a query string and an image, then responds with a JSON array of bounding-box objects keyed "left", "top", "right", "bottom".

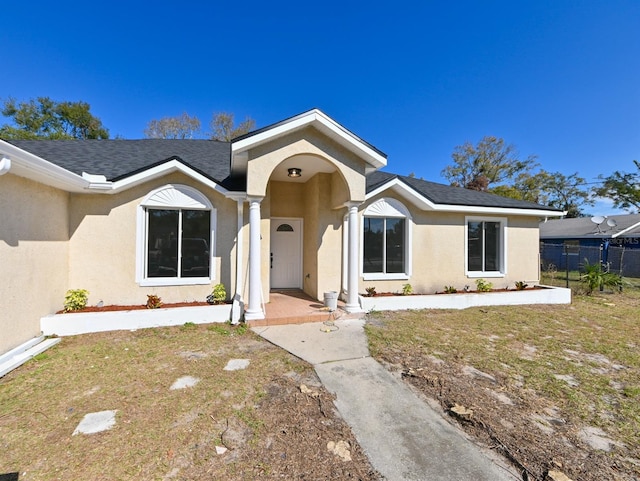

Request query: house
[
  {"left": 540, "top": 214, "right": 640, "bottom": 276},
  {"left": 1, "top": 109, "right": 563, "bottom": 358}
]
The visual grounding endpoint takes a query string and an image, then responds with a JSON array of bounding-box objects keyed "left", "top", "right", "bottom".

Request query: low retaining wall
[
  {"left": 359, "top": 285, "right": 571, "bottom": 312},
  {"left": 41, "top": 304, "right": 232, "bottom": 336}
]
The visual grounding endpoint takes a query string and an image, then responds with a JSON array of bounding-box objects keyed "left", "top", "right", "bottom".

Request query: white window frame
[
  {"left": 136, "top": 184, "right": 216, "bottom": 286},
  {"left": 465, "top": 216, "right": 507, "bottom": 278},
  {"left": 361, "top": 198, "right": 412, "bottom": 281}
]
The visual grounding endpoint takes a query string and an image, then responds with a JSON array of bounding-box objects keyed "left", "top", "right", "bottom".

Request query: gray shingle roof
[
  {"left": 9, "top": 139, "right": 235, "bottom": 187},
  {"left": 8, "top": 139, "right": 563, "bottom": 211},
  {"left": 539, "top": 214, "right": 640, "bottom": 239},
  {"left": 366, "top": 171, "right": 562, "bottom": 211}
]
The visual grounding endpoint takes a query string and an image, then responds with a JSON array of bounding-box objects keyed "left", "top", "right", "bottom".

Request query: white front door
[{"left": 270, "top": 218, "right": 303, "bottom": 289}]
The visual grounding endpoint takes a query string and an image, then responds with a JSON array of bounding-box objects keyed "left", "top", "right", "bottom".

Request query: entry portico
[{"left": 230, "top": 110, "right": 387, "bottom": 320}]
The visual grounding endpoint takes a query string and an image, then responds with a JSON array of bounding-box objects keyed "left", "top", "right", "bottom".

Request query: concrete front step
[{"left": 0, "top": 337, "right": 61, "bottom": 377}]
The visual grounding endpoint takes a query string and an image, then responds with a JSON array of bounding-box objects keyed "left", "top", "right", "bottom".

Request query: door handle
[{"left": 270, "top": 252, "right": 273, "bottom": 269}]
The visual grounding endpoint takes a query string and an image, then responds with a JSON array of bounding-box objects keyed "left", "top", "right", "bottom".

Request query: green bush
[
  {"left": 475, "top": 279, "right": 493, "bottom": 292},
  {"left": 443, "top": 286, "right": 458, "bottom": 294},
  {"left": 64, "top": 289, "right": 89, "bottom": 312},
  {"left": 365, "top": 287, "right": 377, "bottom": 297},
  {"left": 207, "top": 283, "right": 227, "bottom": 304},
  {"left": 514, "top": 281, "right": 528, "bottom": 291},
  {"left": 580, "top": 260, "right": 623, "bottom": 295},
  {"left": 402, "top": 283, "right": 413, "bottom": 295}
]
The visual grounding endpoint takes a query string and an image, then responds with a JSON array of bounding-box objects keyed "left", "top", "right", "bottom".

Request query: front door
[{"left": 270, "top": 218, "right": 303, "bottom": 288}]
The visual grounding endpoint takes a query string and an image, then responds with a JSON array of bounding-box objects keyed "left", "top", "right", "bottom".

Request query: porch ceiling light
[{"left": 287, "top": 167, "right": 302, "bottom": 178}]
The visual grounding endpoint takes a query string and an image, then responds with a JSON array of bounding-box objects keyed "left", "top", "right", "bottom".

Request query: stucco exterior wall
[
  {"left": 267, "top": 175, "right": 345, "bottom": 302},
  {"left": 245, "top": 127, "right": 367, "bottom": 203},
  {"left": 0, "top": 174, "right": 69, "bottom": 354},
  {"left": 67, "top": 173, "right": 237, "bottom": 306},
  {"left": 359, "top": 193, "right": 542, "bottom": 295}
]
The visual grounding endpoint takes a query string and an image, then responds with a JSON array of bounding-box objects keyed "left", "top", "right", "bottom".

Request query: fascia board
[
  {"left": 109, "top": 160, "right": 229, "bottom": 195},
  {"left": 612, "top": 220, "right": 640, "bottom": 238},
  {"left": 366, "top": 178, "right": 436, "bottom": 210},
  {"left": 366, "top": 178, "right": 566, "bottom": 217},
  {"left": 0, "top": 140, "right": 89, "bottom": 192},
  {"left": 231, "top": 110, "right": 387, "bottom": 169}
]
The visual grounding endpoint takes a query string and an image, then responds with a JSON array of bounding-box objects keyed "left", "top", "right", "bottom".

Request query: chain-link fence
[{"left": 540, "top": 241, "right": 640, "bottom": 281}]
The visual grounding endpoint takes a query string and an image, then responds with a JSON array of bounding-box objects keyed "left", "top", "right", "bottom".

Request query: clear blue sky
[{"left": 2, "top": 1, "right": 638, "bottom": 214}]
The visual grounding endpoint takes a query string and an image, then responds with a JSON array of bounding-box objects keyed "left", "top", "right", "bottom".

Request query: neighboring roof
[
  {"left": 366, "top": 171, "right": 565, "bottom": 213},
  {"left": 540, "top": 214, "right": 640, "bottom": 239},
  {"left": 8, "top": 139, "right": 233, "bottom": 185}
]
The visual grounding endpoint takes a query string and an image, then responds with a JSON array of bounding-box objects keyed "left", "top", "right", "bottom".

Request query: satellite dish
[
  {"left": 607, "top": 218, "right": 618, "bottom": 227},
  {"left": 591, "top": 216, "right": 605, "bottom": 224}
]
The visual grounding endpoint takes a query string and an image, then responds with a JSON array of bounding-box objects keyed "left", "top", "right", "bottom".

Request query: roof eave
[
  {"left": 366, "top": 177, "right": 565, "bottom": 217},
  {"left": 0, "top": 139, "right": 89, "bottom": 192},
  {"left": 230, "top": 109, "right": 387, "bottom": 176}
]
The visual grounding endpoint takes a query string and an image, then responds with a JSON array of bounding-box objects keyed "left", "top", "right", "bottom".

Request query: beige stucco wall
[
  {"left": 67, "top": 172, "right": 238, "bottom": 306},
  {"left": 245, "top": 127, "right": 367, "bottom": 204},
  {"left": 261, "top": 173, "right": 347, "bottom": 302},
  {"left": 359, "top": 192, "right": 542, "bottom": 295},
  {"left": 0, "top": 174, "right": 69, "bottom": 354}
]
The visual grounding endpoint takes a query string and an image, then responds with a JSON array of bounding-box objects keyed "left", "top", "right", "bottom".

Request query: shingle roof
[
  {"left": 540, "top": 214, "right": 640, "bottom": 239},
  {"left": 8, "top": 139, "right": 235, "bottom": 187},
  {"left": 7, "top": 139, "right": 564, "bottom": 212},
  {"left": 366, "top": 171, "right": 563, "bottom": 211},
  {"left": 233, "top": 108, "right": 388, "bottom": 158}
]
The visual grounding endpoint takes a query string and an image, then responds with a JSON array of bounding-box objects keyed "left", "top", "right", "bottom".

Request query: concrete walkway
[{"left": 253, "top": 318, "right": 518, "bottom": 481}]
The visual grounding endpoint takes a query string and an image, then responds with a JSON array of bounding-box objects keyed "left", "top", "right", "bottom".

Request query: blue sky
[{"left": 2, "top": 1, "right": 638, "bottom": 214}]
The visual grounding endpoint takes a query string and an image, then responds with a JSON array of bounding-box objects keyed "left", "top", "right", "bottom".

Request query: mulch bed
[{"left": 57, "top": 301, "right": 221, "bottom": 314}]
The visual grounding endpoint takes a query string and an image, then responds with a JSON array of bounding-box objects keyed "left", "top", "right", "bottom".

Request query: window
[
  {"left": 147, "top": 209, "right": 210, "bottom": 278},
  {"left": 137, "top": 185, "right": 216, "bottom": 286},
  {"left": 361, "top": 198, "right": 412, "bottom": 280},
  {"left": 364, "top": 217, "right": 405, "bottom": 273},
  {"left": 466, "top": 218, "right": 506, "bottom": 276}
]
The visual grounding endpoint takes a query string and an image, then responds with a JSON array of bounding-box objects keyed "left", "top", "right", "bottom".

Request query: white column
[
  {"left": 345, "top": 202, "right": 362, "bottom": 312},
  {"left": 245, "top": 197, "right": 265, "bottom": 320},
  {"left": 230, "top": 198, "right": 244, "bottom": 324}
]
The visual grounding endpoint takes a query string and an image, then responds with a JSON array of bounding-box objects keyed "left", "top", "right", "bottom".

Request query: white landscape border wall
[
  {"left": 41, "top": 304, "right": 232, "bottom": 337},
  {"left": 358, "top": 285, "right": 571, "bottom": 312}
]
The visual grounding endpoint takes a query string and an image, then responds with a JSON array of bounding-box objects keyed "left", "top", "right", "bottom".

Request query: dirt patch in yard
[
  {"left": 366, "top": 292, "right": 640, "bottom": 481},
  {"left": 0, "top": 324, "right": 380, "bottom": 480}
]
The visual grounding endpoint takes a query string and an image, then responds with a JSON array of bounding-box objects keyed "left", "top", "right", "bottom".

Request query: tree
[
  {"left": 595, "top": 160, "right": 640, "bottom": 213},
  {"left": 441, "top": 136, "right": 538, "bottom": 191},
  {"left": 490, "top": 170, "right": 593, "bottom": 217},
  {"left": 535, "top": 171, "right": 593, "bottom": 218},
  {"left": 209, "top": 112, "right": 255, "bottom": 141},
  {"left": 0, "top": 97, "right": 109, "bottom": 139},
  {"left": 144, "top": 112, "right": 201, "bottom": 139}
]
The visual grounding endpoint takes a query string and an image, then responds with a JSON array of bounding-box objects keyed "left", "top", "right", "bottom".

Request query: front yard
[
  {"left": 366, "top": 289, "right": 640, "bottom": 481},
  {"left": 0, "top": 324, "right": 379, "bottom": 480}
]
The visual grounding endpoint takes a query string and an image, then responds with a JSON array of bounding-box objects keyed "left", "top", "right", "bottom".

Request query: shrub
[
  {"left": 444, "top": 286, "right": 458, "bottom": 294},
  {"left": 580, "top": 259, "right": 623, "bottom": 295},
  {"left": 146, "top": 294, "right": 163, "bottom": 309},
  {"left": 206, "top": 283, "right": 227, "bottom": 305},
  {"left": 64, "top": 289, "right": 89, "bottom": 312},
  {"left": 402, "top": 283, "right": 413, "bottom": 296},
  {"left": 475, "top": 279, "right": 493, "bottom": 292},
  {"left": 514, "top": 281, "right": 528, "bottom": 291},
  {"left": 365, "top": 287, "right": 377, "bottom": 297}
]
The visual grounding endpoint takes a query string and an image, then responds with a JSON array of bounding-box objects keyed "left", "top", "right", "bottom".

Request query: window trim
[
  {"left": 361, "top": 198, "right": 412, "bottom": 281},
  {"left": 465, "top": 216, "right": 507, "bottom": 278},
  {"left": 136, "top": 184, "right": 216, "bottom": 286}
]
